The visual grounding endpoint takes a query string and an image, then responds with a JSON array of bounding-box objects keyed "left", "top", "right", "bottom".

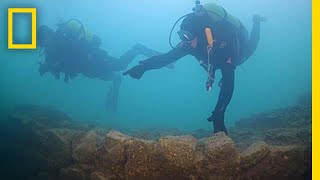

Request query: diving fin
[{"left": 106, "top": 87, "right": 118, "bottom": 112}]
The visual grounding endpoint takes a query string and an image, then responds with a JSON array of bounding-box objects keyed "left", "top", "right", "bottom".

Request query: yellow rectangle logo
[{"left": 8, "top": 8, "right": 37, "bottom": 49}]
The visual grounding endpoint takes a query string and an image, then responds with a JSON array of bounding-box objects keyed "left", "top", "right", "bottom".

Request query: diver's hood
[{"left": 178, "top": 13, "right": 210, "bottom": 41}]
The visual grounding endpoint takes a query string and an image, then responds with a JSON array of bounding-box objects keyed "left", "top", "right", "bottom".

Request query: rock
[
  {"left": 235, "top": 104, "right": 311, "bottom": 132},
  {"left": 50, "top": 128, "right": 81, "bottom": 145},
  {"left": 96, "top": 130, "right": 130, "bottom": 179},
  {"left": 95, "top": 132, "right": 245, "bottom": 179},
  {"left": 245, "top": 146, "right": 305, "bottom": 178},
  {"left": 124, "top": 138, "right": 163, "bottom": 179},
  {"left": 8, "top": 104, "right": 91, "bottom": 131},
  {"left": 194, "top": 132, "right": 241, "bottom": 179},
  {"left": 72, "top": 129, "right": 104, "bottom": 164},
  {"left": 158, "top": 135, "right": 197, "bottom": 177},
  {"left": 125, "top": 128, "right": 186, "bottom": 140},
  {"left": 2, "top": 104, "right": 87, "bottom": 179},
  {"left": 190, "top": 129, "right": 212, "bottom": 139},
  {"left": 106, "top": 130, "right": 130, "bottom": 141},
  {"left": 240, "top": 141, "right": 270, "bottom": 170},
  {"left": 230, "top": 129, "right": 265, "bottom": 151},
  {"left": 60, "top": 167, "right": 86, "bottom": 180},
  {"left": 2, "top": 101, "right": 311, "bottom": 180},
  {"left": 16, "top": 127, "right": 80, "bottom": 176},
  {"left": 44, "top": 129, "right": 81, "bottom": 170},
  {"left": 235, "top": 112, "right": 282, "bottom": 130},
  {"left": 90, "top": 171, "right": 114, "bottom": 180},
  {"left": 264, "top": 128, "right": 311, "bottom": 146},
  {"left": 9, "top": 104, "right": 73, "bottom": 129}
]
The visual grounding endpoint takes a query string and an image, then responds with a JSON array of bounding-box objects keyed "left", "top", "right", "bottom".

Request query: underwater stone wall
[{"left": 0, "top": 103, "right": 311, "bottom": 180}]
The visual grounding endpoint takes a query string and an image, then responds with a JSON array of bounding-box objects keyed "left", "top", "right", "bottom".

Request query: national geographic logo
[{"left": 7, "top": 8, "right": 37, "bottom": 49}]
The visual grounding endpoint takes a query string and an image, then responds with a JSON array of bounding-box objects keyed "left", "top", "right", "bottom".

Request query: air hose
[
  {"left": 168, "top": 0, "right": 226, "bottom": 49},
  {"left": 59, "top": 18, "right": 86, "bottom": 41}
]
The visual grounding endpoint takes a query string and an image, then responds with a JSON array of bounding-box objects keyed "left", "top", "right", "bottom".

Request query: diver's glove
[
  {"left": 252, "top": 15, "right": 267, "bottom": 24},
  {"left": 206, "top": 78, "right": 214, "bottom": 91},
  {"left": 123, "top": 65, "right": 146, "bottom": 79}
]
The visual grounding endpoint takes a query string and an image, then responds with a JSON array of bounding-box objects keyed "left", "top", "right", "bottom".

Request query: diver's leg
[
  {"left": 86, "top": 49, "right": 127, "bottom": 73},
  {"left": 105, "top": 73, "right": 122, "bottom": 112},
  {"left": 215, "top": 65, "right": 235, "bottom": 112},
  {"left": 97, "top": 44, "right": 165, "bottom": 72},
  {"left": 131, "top": 43, "right": 162, "bottom": 57},
  {"left": 208, "top": 64, "right": 235, "bottom": 135},
  {"left": 115, "top": 44, "right": 162, "bottom": 71},
  {"left": 128, "top": 44, "right": 175, "bottom": 69}
]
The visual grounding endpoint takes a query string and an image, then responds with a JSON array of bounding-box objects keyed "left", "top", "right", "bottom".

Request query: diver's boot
[
  {"left": 213, "top": 121, "right": 228, "bottom": 135},
  {"left": 207, "top": 110, "right": 221, "bottom": 122},
  {"left": 208, "top": 111, "right": 228, "bottom": 135}
]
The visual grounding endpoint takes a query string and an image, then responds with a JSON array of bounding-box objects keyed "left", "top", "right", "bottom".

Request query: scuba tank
[
  {"left": 57, "top": 19, "right": 102, "bottom": 49},
  {"left": 202, "top": 3, "right": 242, "bottom": 29}
]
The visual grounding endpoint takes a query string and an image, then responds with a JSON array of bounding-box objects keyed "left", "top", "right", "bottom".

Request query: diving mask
[{"left": 177, "top": 30, "right": 195, "bottom": 41}]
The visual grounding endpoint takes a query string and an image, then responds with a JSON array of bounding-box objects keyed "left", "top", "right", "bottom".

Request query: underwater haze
[{"left": 0, "top": 0, "right": 311, "bottom": 130}]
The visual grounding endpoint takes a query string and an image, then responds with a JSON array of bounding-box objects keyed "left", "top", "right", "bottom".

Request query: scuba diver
[
  {"left": 37, "top": 19, "right": 162, "bottom": 112},
  {"left": 124, "top": 2, "right": 265, "bottom": 134}
]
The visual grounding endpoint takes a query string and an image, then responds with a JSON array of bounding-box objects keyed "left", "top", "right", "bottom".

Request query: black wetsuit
[
  {"left": 137, "top": 13, "right": 261, "bottom": 133},
  {"left": 39, "top": 33, "right": 141, "bottom": 82},
  {"left": 39, "top": 29, "right": 161, "bottom": 112}
]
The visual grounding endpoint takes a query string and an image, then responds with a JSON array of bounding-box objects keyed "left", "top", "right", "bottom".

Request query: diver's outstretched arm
[
  {"left": 140, "top": 46, "right": 188, "bottom": 70},
  {"left": 123, "top": 45, "right": 189, "bottom": 79}
]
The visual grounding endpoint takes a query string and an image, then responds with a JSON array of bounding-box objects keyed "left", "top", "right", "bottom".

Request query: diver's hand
[
  {"left": 123, "top": 65, "right": 146, "bottom": 79},
  {"left": 253, "top": 15, "right": 267, "bottom": 24}
]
